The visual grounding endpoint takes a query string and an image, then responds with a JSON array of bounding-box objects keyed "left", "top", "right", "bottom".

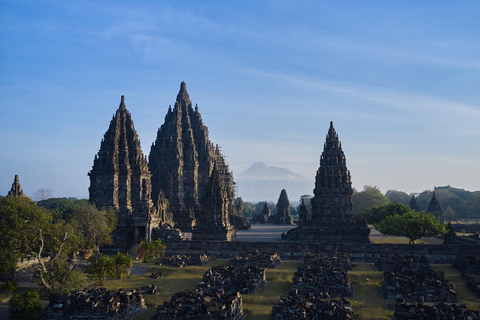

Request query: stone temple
[
  {"left": 88, "top": 96, "right": 175, "bottom": 249},
  {"left": 283, "top": 121, "right": 370, "bottom": 242},
  {"left": 149, "top": 82, "right": 247, "bottom": 232},
  {"left": 7, "top": 175, "right": 24, "bottom": 197},
  {"left": 89, "top": 83, "right": 246, "bottom": 247}
]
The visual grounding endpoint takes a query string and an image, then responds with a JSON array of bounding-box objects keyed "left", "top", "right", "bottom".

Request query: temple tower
[
  {"left": 409, "top": 195, "right": 420, "bottom": 212},
  {"left": 149, "top": 82, "right": 238, "bottom": 231},
  {"left": 427, "top": 191, "right": 443, "bottom": 222},
  {"left": 272, "top": 189, "right": 294, "bottom": 225},
  {"left": 7, "top": 175, "right": 24, "bottom": 197},
  {"left": 192, "top": 164, "right": 236, "bottom": 240},
  {"left": 311, "top": 121, "right": 353, "bottom": 218},
  {"left": 88, "top": 96, "right": 161, "bottom": 248},
  {"left": 282, "top": 121, "right": 370, "bottom": 242}
]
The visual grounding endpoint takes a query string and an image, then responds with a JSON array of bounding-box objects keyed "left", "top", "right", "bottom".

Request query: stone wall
[{"left": 165, "top": 241, "right": 480, "bottom": 264}]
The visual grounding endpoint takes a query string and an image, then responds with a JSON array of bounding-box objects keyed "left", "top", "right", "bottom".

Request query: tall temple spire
[
  {"left": 409, "top": 195, "right": 420, "bottom": 212},
  {"left": 427, "top": 190, "right": 443, "bottom": 222},
  {"left": 7, "top": 175, "right": 24, "bottom": 197}
]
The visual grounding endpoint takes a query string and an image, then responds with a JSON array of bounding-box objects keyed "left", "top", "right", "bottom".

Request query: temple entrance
[{"left": 134, "top": 226, "right": 146, "bottom": 244}]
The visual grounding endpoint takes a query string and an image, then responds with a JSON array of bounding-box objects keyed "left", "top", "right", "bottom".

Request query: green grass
[
  {"left": 349, "top": 263, "right": 394, "bottom": 320},
  {"left": 432, "top": 265, "right": 480, "bottom": 312},
  {"left": 371, "top": 237, "right": 443, "bottom": 244},
  {"left": 242, "top": 261, "right": 301, "bottom": 320}
]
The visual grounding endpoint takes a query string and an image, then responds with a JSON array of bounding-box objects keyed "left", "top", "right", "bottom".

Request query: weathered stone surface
[
  {"left": 271, "top": 295, "right": 354, "bottom": 320},
  {"left": 230, "top": 197, "right": 251, "bottom": 230},
  {"left": 393, "top": 302, "right": 479, "bottom": 320},
  {"left": 229, "top": 250, "right": 282, "bottom": 268},
  {"left": 283, "top": 122, "right": 370, "bottom": 243},
  {"left": 89, "top": 96, "right": 166, "bottom": 249},
  {"left": 45, "top": 287, "right": 146, "bottom": 320},
  {"left": 375, "top": 254, "right": 430, "bottom": 272},
  {"left": 200, "top": 265, "right": 266, "bottom": 294},
  {"left": 444, "top": 222, "right": 457, "bottom": 244},
  {"left": 7, "top": 175, "right": 24, "bottom": 197},
  {"left": 151, "top": 288, "right": 243, "bottom": 320},
  {"left": 269, "top": 189, "right": 294, "bottom": 225},
  {"left": 192, "top": 164, "right": 236, "bottom": 241},
  {"left": 461, "top": 273, "right": 480, "bottom": 297},
  {"left": 149, "top": 82, "right": 239, "bottom": 232},
  {"left": 453, "top": 255, "right": 480, "bottom": 274}
]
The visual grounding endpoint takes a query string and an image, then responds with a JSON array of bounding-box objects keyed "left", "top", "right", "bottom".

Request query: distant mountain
[
  {"left": 236, "top": 162, "right": 312, "bottom": 202},
  {"left": 238, "top": 162, "right": 307, "bottom": 181}
]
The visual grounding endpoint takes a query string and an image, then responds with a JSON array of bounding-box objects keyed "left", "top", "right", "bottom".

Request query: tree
[
  {"left": 443, "top": 206, "right": 457, "bottom": 223},
  {"left": 69, "top": 203, "right": 117, "bottom": 253},
  {"left": 88, "top": 252, "right": 113, "bottom": 285},
  {"left": 375, "top": 210, "right": 446, "bottom": 244},
  {"left": 37, "top": 197, "right": 88, "bottom": 222},
  {"left": 385, "top": 190, "right": 411, "bottom": 205},
  {"left": 136, "top": 239, "right": 166, "bottom": 263},
  {"left": 352, "top": 185, "right": 390, "bottom": 215},
  {"left": 0, "top": 196, "right": 52, "bottom": 277},
  {"left": 111, "top": 252, "right": 132, "bottom": 279},
  {"left": 362, "top": 202, "right": 412, "bottom": 224},
  {"left": 8, "top": 291, "right": 44, "bottom": 320},
  {"left": 33, "top": 188, "right": 53, "bottom": 201}
]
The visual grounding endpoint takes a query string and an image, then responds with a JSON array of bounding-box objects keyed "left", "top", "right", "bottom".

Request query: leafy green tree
[
  {"left": 136, "top": 239, "right": 166, "bottom": 263},
  {"left": 352, "top": 185, "right": 390, "bottom": 215},
  {"left": 37, "top": 197, "right": 88, "bottom": 222},
  {"left": 375, "top": 210, "right": 446, "bottom": 244},
  {"left": 70, "top": 203, "right": 117, "bottom": 253},
  {"left": 443, "top": 206, "right": 457, "bottom": 223},
  {"left": 385, "top": 190, "right": 411, "bottom": 205},
  {"left": 362, "top": 202, "right": 412, "bottom": 224},
  {"left": 0, "top": 197, "right": 52, "bottom": 277},
  {"left": 88, "top": 252, "right": 113, "bottom": 285},
  {"left": 8, "top": 291, "right": 44, "bottom": 320},
  {"left": 1, "top": 280, "right": 17, "bottom": 295},
  {"left": 111, "top": 252, "right": 132, "bottom": 279}
]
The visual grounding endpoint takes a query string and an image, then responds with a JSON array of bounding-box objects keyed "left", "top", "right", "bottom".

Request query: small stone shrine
[
  {"left": 393, "top": 303, "right": 479, "bottom": 320},
  {"left": 409, "top": 195, "right": 420, "bottom": 212},
  {"left": 7, "top": 175, "right": 24, "bottom": 197},
  {"left": 452, "top": 255, "right": 480, "bottom": 274},
  {"left": 192, "top": 164, "right": 236, "bottom": 241},
  {"left": 229, "top": 250, "right": 282, "bottom": 268},
  {"left": 161, "top": 254, "right": 216, "bottom": 267},
  {"left": 427, "top": 191, "right": 444, "bottom": 222},
  {"left": 250, "top": 201, "right": 271, "bottom": 224},
  {"left": 200, "top": 265, "right": 267, "bottom": 294},
  {"left": 269, "top": 189, "right": 294, "bottom": 225},
  {"left": 272, "top": 295, "right": 354, "bottom": 320},
  {"left": 282, "top": 122, "right": 370, "bottom": 242}
]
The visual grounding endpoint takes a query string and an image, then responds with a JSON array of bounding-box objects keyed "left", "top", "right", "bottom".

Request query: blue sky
[{"left": 1, "top": 1, "right": 479, "bottom": 200}]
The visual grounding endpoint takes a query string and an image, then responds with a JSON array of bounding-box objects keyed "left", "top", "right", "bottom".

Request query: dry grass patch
[
  {"left": 372, "top": 237, "right": 443, "bottom": 244},
  {"left": 242, "top": 261, "right": 301, "bottom": 320},
  {"left": 349, "top": 263, "right": 393, "bottom": 320}
]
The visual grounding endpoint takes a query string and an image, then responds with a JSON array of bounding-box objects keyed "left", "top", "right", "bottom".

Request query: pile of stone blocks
[
  {"left": 375, "top": 254, "right": 430, "bottom": 272},
  {"left": 453, "top": 255, "right": 480, "bottom": 274},
  {"left": 201, "top": 265, "right": 267, "bottom": 294},
  {"left": 229, "top": 250, "right": 282, "bottom": 268},
  {"left": 271, "top": 251, "right": 356, "bottom": 319},
  {"left": 151, "top": 287, "right": 243, "bottom": 320},
  {"left": 461, "top": 273, "right": 480, "bottom": 297},
  {"left": 378, "top": 254, "right": 457, "bottom": 303},
  {"left": 45, "top": 288, "right": 146, "bottom": 320},
  {"left": 271, "top": 295, "right": 354, "bottom": 319},
  {"left": 393, "top": 302, "right": 479, "bottom": 320},
  {"left": 161, "top": 254, "right": 216, "bottom": 268},
  {"left": 136, "top": 285, "right": 161, "bottom": 295}
]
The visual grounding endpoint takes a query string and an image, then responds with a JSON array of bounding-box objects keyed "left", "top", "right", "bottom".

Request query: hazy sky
[{"left": 1, "top": 1, "right": 479, "bottom": 200}]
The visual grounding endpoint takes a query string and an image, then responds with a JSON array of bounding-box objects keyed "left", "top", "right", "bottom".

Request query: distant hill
[
  {"left": 238, "top": 162, "right": 307, "bottom": 181},
  {"left": 236, "top": 162, "right": 312, "bottom": 202}
]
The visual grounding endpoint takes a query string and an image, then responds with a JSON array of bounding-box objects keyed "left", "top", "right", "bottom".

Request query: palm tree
[{"left": 112, "top": 252, "right": 132, "bottom": 279}]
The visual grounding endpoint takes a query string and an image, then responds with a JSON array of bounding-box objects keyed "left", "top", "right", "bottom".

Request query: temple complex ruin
[
  {"left": 7, "top": 175, "right": 24, "bottom": 197},
  {"left": 270, "top": 189, "right": 294, "bottom": 225},
  {"left": 282, "top": 121, "right": 370, "bottom": 242}
]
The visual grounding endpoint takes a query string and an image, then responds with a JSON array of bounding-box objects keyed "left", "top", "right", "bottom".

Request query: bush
[{"left": 8, "top": 290, "right": 44, "bottom": 320}]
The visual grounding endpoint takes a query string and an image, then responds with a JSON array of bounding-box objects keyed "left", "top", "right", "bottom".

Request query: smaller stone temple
[
  {"left": 282, "top": 122, "right": 370, "bottom": 242},
  {"left": 192, "top": 164, "right": 236, "bottom": 241},
  {"left": 270, "top": 189, "right": 294, "bottom": 225},
  {"left": 7, "top": 175, "right": 24, "bottom": 197},
  {"left": 251, "top": 202, "right": 271, "bottom": 224},
  {"left": 427, "top": 191, "right": 443, "bottom": 222},
  {"left": 409, "top": 195, "right": 420, "bottom": 212}
]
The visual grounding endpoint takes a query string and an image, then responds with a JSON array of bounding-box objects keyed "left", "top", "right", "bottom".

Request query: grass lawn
[
  {"left": 432, "top": 265, "right": 480, "bottom": 312},
  {"left": 348, "top": 263, "right": 394, "bottom": 320},
  {"left": 371, "top": 237, "right": 443, "bottom": 244},
  {"left": 242, "top": 261, "right": 301, "bottom": 320}
]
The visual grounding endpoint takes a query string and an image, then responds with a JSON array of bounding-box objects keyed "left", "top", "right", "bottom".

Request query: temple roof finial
[{"left": 119, "top": 95, "right": 126, "bottom": 108}]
